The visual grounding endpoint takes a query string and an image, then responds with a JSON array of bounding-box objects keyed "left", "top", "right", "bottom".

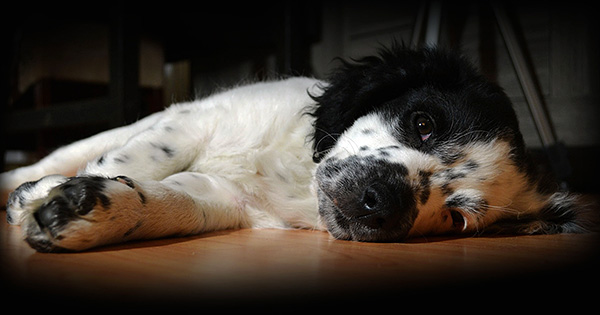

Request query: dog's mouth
[{"left": 449, "top": 209, "right": 467, "bottom": 231}]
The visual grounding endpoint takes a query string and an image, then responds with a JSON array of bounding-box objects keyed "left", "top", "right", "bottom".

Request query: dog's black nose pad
[
  {"left": 357, "top": 183, "right": 400, "bottom": 229},
  {"left": 362, "top": 186, "right": 381, "bottom": 211},
  {"left": 361, "top": 184, "right": 397, "bottom": 213}
]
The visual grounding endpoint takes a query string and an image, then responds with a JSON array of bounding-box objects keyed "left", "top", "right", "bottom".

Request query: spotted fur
[{"left": 0, "top": 45, "right": 596, "bottom": 252}]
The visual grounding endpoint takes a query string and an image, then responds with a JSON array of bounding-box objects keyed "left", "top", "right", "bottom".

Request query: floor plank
[{"left": 1, "top": 210, "right": 598, "bottom": 309}]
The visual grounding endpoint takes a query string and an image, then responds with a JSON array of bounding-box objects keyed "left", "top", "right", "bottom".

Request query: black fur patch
[
  {"left": 151, "top": 143, "right": 175, "bottom": 158},
  {"left": 463, "top": 160, "right": 479, "bottom": 170},
  {"left": 113, "top": 155, "right": 130, "bottom": 164},
  {"left": 435, "top": 168, "right": 466, "bottom": 181},
  {"left": 123, "top": 221, "right": 143, "bottom": 237},
  {"left": 418, "top": 170, "right": 432, "bottom": 204},
  {"left": 97, "top": 155, "right": 106, "bottom": 165},
  {"left": 440, "top": 151, "right": 465, "bottom": 165},
  {"left": 362, "top": 129, "right": 374, "bottom": 135},
  {"left": 161, "top": 146, "right": 175, "bottom": 158},
  {"left": 440, "top": 183, "right": 453, "bottom": 196},
  {"left": 138, "top": 192, "right": 147, "bottom": 205},
  {"left": 445, "top": 193, "right": 486, "bottom": 213},
  {"left": 378, "top": 149, "right": 390, "bottom": 157},
  {"left": 7, "top": 180, "right": 37, "bottom": 210}
]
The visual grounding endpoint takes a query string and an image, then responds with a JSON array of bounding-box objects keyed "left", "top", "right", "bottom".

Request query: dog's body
[{"left": 1, "top": 46, "right": 596, "bottom": 252}]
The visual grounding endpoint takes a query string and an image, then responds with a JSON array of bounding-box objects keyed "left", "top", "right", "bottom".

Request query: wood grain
[{"left": 1, "top": 210, "right": 598, "bottom": 309}]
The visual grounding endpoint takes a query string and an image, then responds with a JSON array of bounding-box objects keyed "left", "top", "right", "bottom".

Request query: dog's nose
[
  {"left": 317, "top": 156, "right": 415, "bottom": 232},
  {"left": 362, "top": 185, "right": 381, "bottom": 211},
  {"left": 352, "top": 182, "right": 410, "bottom": 229}
]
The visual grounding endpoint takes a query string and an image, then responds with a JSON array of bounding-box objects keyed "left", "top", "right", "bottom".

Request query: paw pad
[{"left": 31, "top": 177, "right": 111, "bottom": 233}]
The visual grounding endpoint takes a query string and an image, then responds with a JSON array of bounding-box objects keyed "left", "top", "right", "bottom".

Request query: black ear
[
  {"left": 309, "top": 44, "right": 414, "bottom": 163},
  {"left": 487, "top": 193, "right": 599, "bottom": 234}
]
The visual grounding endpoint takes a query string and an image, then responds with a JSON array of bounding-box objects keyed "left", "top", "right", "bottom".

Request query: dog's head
[{"left": 311, "top": 45, "right": 591, "bottom": 241}]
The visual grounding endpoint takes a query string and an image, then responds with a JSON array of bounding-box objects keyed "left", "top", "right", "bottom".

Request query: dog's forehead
[
  {"left": 332, "top": 113, "right": 394, "bottom": 155},
  {"left": 329, "top": 112, "right": 437, "bottom": 167},
  {"left": 326, "top": 109, "right": 513, "bottom": 171}
]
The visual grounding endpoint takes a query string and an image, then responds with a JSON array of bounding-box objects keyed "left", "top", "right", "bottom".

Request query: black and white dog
[{"left": 1, "top": 45, "right": 596, "bottom": 252}]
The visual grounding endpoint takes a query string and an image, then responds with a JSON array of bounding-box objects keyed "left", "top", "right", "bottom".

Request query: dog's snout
[{"left": 316, "top": 156, "right": 417, "bottom": 237}]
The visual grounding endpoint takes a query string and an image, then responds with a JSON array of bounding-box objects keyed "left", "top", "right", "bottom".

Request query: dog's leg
[
  {"left": 0, "top": 112, "right": 165, "bottom": 204},
  {"left": 77, "top": 115, "right": 200, "bottom": 182},
  {"left": 3, "top": 115, "right": 202, "bottom": 218},
  {"left": 19, "top": 172, "right": 254, "bottom": 252}
]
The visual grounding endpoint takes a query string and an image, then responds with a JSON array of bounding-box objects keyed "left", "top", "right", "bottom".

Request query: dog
[{"left": 1, "top": 45, "right": 596, "bottom": 252}]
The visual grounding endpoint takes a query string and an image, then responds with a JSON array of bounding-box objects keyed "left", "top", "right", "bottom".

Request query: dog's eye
[{"left": 416, "top": 116, "right": 433, "bottom": 141}]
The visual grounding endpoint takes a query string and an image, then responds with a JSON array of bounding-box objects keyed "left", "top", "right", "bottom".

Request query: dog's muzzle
[{"left": 316, "top": 156, "right": 417, "bottom": 241}]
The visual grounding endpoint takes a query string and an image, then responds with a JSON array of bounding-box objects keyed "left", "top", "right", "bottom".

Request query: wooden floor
[{"left": 1, "top": 210, "right": 598, "bottom": 310}]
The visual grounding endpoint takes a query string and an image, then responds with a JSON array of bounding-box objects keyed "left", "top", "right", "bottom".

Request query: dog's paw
[
  {"left": 6, "top": 175, "right": 68, "bottom": 225},
  {"left": 21, "top": 176, "right": 144, "bottom": 252}
]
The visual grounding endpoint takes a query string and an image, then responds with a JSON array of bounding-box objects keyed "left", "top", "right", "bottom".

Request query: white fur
[{"left": 1, "top": 77, "right": 326, "bottom": 250}]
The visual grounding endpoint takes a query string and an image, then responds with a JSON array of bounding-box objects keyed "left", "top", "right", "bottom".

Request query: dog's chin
[{"left": 317, "top": 189, "right": 411, "bottom": 242}]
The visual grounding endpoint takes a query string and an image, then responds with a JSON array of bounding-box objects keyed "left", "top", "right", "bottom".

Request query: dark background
[{"left": 1, "top": 0, "right": 598, "bottom": 192}]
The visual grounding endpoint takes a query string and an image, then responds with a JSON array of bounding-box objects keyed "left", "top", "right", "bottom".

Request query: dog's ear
[
  {"left": 487, "top": 192, "right": 599, "bottom": 234},
  {"left": 309, "top": 45, "right": 414, "bottom": 163},
  {"left": 309, "top": 44, "right": 483, "bottom": 163}
]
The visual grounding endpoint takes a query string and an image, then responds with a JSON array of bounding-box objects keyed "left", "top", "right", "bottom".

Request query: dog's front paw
[
  {"left": 22, "top": 176, "right": 143, "bottom": 252},
  {"left": 6, "top": 175, "right": 68, "bottom": 225}
]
